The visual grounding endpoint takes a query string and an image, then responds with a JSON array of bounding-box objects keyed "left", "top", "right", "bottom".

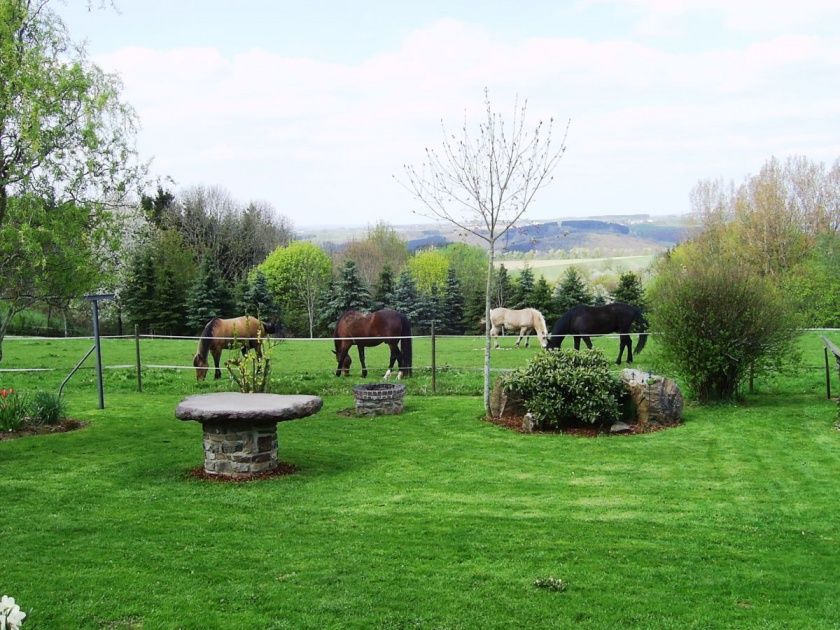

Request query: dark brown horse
[
  {"left": 333, "top": 309, "right": 412, "bottom": 378},
  {"left": 547, "top": 303, "right": 648, "bottom": 364},
  {"left": 193, "top": 316, "right": 271, "bottom": 381}
]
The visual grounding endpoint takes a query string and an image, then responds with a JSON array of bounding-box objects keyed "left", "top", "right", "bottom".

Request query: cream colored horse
[{"left": 488, "top": 307, "right": 548, "bottom": 349}]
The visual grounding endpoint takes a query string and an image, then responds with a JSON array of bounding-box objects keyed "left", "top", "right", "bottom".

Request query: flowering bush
[
  {"left": 0, "top": 389, "right": 27, "bottom": 431},
  {"left": 0, "top": 595, "right": 26, "bottom": 629}
]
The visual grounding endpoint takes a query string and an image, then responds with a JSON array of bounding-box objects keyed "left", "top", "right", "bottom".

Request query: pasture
[{"left": 1, "top": 332, "right": 839, "bottom": 628}]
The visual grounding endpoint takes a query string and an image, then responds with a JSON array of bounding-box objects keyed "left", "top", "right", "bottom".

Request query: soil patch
[
  {"left": 0, "top": 419, "right": 87, "bottom": 441},
  {"left": 486, "top": 414, "right": 681, "bottom": 437},
  {"left": 187, "top": 462, "right": 298, "bottom": 482}
]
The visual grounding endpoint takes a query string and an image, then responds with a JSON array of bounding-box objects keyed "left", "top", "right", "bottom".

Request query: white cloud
[{"left": 94, "top": 19, "right": 840, "bottom": 225}]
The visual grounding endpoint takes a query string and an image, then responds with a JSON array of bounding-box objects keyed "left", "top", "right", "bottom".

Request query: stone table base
[{"left": 176, "top": 393, "right": 322, "bottom": 479}]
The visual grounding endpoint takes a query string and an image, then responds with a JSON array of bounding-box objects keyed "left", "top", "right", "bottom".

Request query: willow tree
[
  {"left": 0, "top": 0, "right": 143, "bottom": 360},
  {"left": 400, "top": 91, "right": 567, "bottom": 413}
]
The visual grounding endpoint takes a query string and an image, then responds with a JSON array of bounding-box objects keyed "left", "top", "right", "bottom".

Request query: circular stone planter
[
  {"left": 353, "top": 383, "right": 406, "bottom": 416},
  {"left": 175, "top": 393, "right": 322, "bottom": 479}
]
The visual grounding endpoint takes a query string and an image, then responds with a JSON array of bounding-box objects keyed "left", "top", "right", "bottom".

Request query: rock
[
  {"left": 490, "top": 377, "right": 528, "bottom": 419},
  {"left": 620, "top": 369, "right": 683, "bottom": 424},
  {"left": 175, "top": 393, "right": 323, "bottom": 423},
  {"left": 610, "top": 421, "right": 632, "bottom": 433},
  {"left": 522, "top": 413, "right": 537, "bottom": 433}
]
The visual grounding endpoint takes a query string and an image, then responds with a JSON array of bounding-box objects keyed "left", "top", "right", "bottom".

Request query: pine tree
[
  {"left": 413, "top": 284, "right": 443, "bottom": 335},
  {"left": 441, "top": 267, "right": 466, "bottom": 334},
  {"left": 122, "top": 248, "right": 158, "bottom": 333},
  {"left": 493, "top": 264, "right": 512, "bottom": 307},
  {"left": 611, "top": 270, "right": 647, "bottom": 310},
  {"left": 554, "top": 267, "right": 593, "bottom": 315},
  {"left": 391, "top": 270, "right": 419, "bottom": 323},
  {"left": 185, "top": 258, "right": 233, "bottom": 331},
  {"left": 530, "top": 275, "right": 555, "bottom": 322},
  {"left": 321, "top": 260, "right": 372, "bottom": 329},
  {"left": 513, "top": 266, "right": 535, "bottom": 308},
  {"left": 240, "top": 270, "right": 281, "bottom": 326},
  {"left": 153, "top": 267, "right": 187, "bottom": 334},
  {"left": 373, "top": 264, "right": 396, "bottom": 310}
]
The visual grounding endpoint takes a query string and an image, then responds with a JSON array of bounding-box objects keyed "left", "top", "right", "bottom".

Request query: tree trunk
[{"left": 483, "top": 241, "right": 495, "bottom": 415}]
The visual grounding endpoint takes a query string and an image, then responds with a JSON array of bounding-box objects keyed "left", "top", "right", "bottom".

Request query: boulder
[
  {"left": 490, "top": 377, "right": 528, "bottom": 419},
  {"left": 620, "top": 369, "right": 684, "bottom": 425}
]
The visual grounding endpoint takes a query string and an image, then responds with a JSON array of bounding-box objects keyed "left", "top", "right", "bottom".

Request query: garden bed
[
  {"left": 486, "top": 413, "right": 681, "bottom": 436},
  {"left": 0, "top": 419, "right": 86, "bottom": 441}
]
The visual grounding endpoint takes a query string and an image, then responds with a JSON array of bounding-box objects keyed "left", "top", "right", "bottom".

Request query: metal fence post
[
  {"left": 826, "top": 347, "right": 832, "bottom": 400},
  {"left": 431, "top": 321, "right": 436, "bottom": 394},
  {"left": 135, "top": 324, "right": 143, "bottom": 393}
]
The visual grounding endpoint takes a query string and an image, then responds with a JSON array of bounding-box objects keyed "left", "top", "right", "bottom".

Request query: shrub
[
  {"left": 0, "top": 389, "right": 27, "bottom": 431},
  {"left": 503, "top": 349, "right": 624, "bottom": 428},
  {"left": 649, "top": 243, "right": 798, "bottom": 401},
  {"left": 225, "top": 329, "right": 274, "bottom": 393},
  {"left": 28, "top": 391, "right": 66, "bottom": 426}
]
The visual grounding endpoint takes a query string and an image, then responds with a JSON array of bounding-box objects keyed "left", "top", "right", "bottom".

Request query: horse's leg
[
  {"left": 358, "top": 346, "right": 367, "bottom": 378},
  {"left": 582, "top": 336, "right": 593, "bottom": 349},
  {"left": 524, "top": 327, "right": 531, "bottom": 348},
  {"left": 573, "top": 336, "right": 581, "bottom": 351},
  {"left": 624, "top": 334, "right": 633, "bottom": 364},
  {"left": 491, "top": 324, "right": 501, "bottom": 349},
  {"left": 213, "top": 348, "right": 222, "bottom": 379},
  {"left": 385, "top": 341, "right": 399, "bottom": 380},
  {"left": 515, "top": 327, "right": 524, "bottom": 348}
]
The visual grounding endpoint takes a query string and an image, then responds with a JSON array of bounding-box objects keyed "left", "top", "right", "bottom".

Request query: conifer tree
[
  {"left": 122, "top": 248, "right": 158, "bottom": 333},
  {"left": 154, "top": 268, "right": 187, "bottom": 334},
  {"left": 321, "top": 260, "right": 372, "bottom": 329},
  {"left": 513, "top": 266, "right": 535, "bottom": 308},
  {"left": 185, "top": 258, "right": 233, "bottom": 331},
  {"left": 530, "top": 275, "right": 556, "bottom": 322},
  {"left": 373, "top": 264, "right": 396, "bottom": 309},
  {"left": 391, "top": 270, "right": 420, "bottom": 323},
  {"left": 493, "top": 264, "right": 512, "bottom": 308},
  {"left": 441, "top": 267, "right": 466, "bottom": 334},
  {"left": 240, "top": 270, "right": 281, "bottom": 326},
  {"left": 413, "top": 284, "right": 444, "bottom": 335},
  {"left": 611, "top": 270, "right": 647, "bottom": 310},
  {"left": 554, "top": 267, "right": 593, "bottom": 315}
]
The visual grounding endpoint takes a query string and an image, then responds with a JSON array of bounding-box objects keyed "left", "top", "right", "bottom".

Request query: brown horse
[
  {"left": 193, "top": 316, "right": 271, "bottom": 381},
  {"left": 333, "top": 309, "right": 413, "bottom": 378}
]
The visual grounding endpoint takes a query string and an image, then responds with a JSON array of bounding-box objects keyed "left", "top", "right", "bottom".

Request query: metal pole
[
  {"left": 431, "top": 321, "right": 436, "bottom": 394},
  {"left": 135, "top": 324, "right": 143, "bottom": 393},
  {"left": 91, "top": 299, "right": 105, "bottom": 409},
  {"left": 826, "top": 347, "right": 832, "bottom": 400}
]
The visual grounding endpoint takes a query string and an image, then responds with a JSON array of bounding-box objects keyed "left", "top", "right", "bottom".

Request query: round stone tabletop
[{"left": 176, "top": 392, "right": 323, "bottom": 424}]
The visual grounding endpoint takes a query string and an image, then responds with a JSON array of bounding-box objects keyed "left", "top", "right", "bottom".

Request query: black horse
[
  {"left": 547, "top": 303, "right": 648, "bottom": 364},
  {"left": 333, "top": 308, "right": 413, "bottom": 378}
]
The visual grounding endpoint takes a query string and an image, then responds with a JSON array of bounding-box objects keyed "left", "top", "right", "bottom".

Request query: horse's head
[
  {"left": 193, "top": 353, "right": 209, "bottom": 381},
  {"left": 537, "top": 329, "right": 549, "bottom": 349},
  {"left": 262, "top": 321, "right": 277, "bottom": 335},
  {"left": 332, "top": 349, "right": 351, "bottom": 377}
]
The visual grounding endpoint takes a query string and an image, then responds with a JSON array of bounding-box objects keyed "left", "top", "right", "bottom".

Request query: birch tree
[{"left": 400, "top": 90, "right": 567, "bottom": 413}]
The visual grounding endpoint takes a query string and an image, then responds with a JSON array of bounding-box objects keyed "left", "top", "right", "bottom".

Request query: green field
[
  {"left": 501, "top": 255, "right": 656, "bottom": 282},
  {"left": 1, "top": 332, "right": 839, "bottom": 628}
]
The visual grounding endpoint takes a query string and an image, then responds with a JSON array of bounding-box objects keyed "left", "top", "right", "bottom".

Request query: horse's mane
[
  {"left": 531, "top": 308, "right": 548, "bottom": 336},
  {"left": 196, "top": 317, "right": 219, "bottom": 359}
]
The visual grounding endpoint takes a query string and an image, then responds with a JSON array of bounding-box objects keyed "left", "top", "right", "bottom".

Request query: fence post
[
  {"left": 135, "top": 325, "right": 143, "bottom": 393},
  {"left": 748, "top": 363, "right": 754, "bottom": 394},
  {"left": 431, "top": 321, "right": 436, "bottom": 394},
  {"left": 826, "top": 347, "right": 832, "bottom": 400}
]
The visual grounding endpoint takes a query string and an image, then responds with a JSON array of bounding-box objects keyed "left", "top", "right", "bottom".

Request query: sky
[{"left": 57, "top": 0, "right": 840, "bottom": 228}]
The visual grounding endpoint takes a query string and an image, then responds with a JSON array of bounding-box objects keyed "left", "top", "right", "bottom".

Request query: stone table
[{"left": 176, "top": 392, "right": 322, "bottom": 479}]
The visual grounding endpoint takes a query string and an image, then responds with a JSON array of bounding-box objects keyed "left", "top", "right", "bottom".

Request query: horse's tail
[
  {"left": 399, "top": 313, "right": 413, "bottom": 377},
  {"left": 634, "top": 309, "right": 649, "bottom": 355},
  {"left": 196, "top": 318, "right": 219, "bottom": 359}
]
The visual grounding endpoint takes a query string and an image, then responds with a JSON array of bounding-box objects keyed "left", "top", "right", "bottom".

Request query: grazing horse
[
  {"left": 547, "top": 303, "right": 648, "bottom": 364},
  {"left": 486, "top": 307, "right": 549, "bottom": 349},
  {"left": 333, "top": 309, "right": 413, "bottom": 379},
  {"left": 193, "top": 316, "right": 271, "bottom": 381}
]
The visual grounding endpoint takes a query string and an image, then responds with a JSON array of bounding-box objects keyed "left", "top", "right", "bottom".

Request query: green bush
[
  {"left": 649, "top": 243, "right": 798, "bottom": 401},
  {"left": 28, "top": 391, "right": 66, "bottom": 426},
  {"left": 503, "top": 349, "right": 624, "bottom": 428},
  {"left": 0, "top": 388, "right": 27, "bottom": 431}
]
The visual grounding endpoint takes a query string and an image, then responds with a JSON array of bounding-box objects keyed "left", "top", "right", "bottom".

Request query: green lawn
[{"left": 1, "top": 333, "right": 839, "bottom": 628}]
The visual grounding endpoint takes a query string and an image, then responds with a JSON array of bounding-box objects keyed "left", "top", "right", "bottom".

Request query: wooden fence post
[{"left": 826, "top": 347, "right": 832, "bottom": 400}]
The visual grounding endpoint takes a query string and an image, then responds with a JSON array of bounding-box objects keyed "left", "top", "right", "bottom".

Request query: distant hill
[{"left": 301, "top": 214, "right": 695, "bottom": 256}]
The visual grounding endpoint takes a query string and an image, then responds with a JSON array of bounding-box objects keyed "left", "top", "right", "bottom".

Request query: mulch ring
[
  {"left": 0, "top": 419, "right": 87, "bottom": 441},
  {"left": 486, "top": 414, "right": 681, "bottom": 437},
  {"left": 188, "top": 462, "right": 299, "bottom": 483}
]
